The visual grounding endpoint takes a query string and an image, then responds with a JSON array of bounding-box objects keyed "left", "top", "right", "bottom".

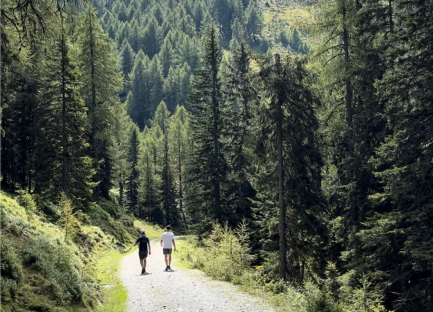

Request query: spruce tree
[
  {"left": 222, "top": 43, "right": 256, "bottom": 224},
  {"left": 44, "top": 26, "right": 95, "bottom": 204},
  {"left": 187, "top": 25, "right": 229, "bottom": 233},
  {"left": 253, "top": 54, "right": 324, "bottom": 283}
]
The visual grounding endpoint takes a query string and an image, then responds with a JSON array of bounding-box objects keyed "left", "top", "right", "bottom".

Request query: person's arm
[
  {"left": 172, "top": 239, "right": 176, "bottom": 251},
  {"left": 160, "top": 236, "right": 163, "bottom": 247},
  {"left": 148, "top": 240, "right": 151, "bottom": 255},
  {"left": 133, "top": 239, "right": 138, "bottom": 246}
]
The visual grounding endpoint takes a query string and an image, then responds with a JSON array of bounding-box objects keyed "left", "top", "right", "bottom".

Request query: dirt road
[{"left": 120, "top": 240, "right": 275, "bottom": 312}]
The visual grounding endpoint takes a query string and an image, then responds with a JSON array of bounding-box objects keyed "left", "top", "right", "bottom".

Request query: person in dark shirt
[{"left": 133, "top": 229, "right": 151, "bottom": 274}]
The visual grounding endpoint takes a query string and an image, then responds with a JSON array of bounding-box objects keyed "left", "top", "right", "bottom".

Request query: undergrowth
[
  {"left": 177, "top": 221, "right": 392, "bottom": 312},
  {"left": 0, "top": 191, "right": 142, "bottom": 312}
]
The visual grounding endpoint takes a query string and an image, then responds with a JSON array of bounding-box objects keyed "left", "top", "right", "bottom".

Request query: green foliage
[
  {"left": 181, "top": 221, "right": 256, "bottom": 281},
  {"left": 0, "top": 190, "right": 136, "bottom": 312},
  {"left": 16, "top": 193, "right": 37, "bottom": 215},
  {"left": 58, "top": 193, "right": 80, "bottom": 241}
]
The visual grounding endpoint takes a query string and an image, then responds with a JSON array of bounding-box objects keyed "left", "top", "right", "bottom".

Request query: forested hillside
[{"left": 2, "top": 0, "right": 433, "bottom": 311}]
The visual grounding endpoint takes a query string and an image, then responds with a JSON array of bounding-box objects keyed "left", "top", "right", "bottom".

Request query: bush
[
  {"left": 17, "top": 193, "right": 37, "bottom": 215},
  {"left": 1, "top": 235, "right": 23, "bottom": 282},
  {"left": 21, "top": 233, "right": 96, "bottom": 306}
]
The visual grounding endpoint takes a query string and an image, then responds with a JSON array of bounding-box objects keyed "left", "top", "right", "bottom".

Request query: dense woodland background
[{"left": 1, "top": 0, "right": 433, "bottom": 311}]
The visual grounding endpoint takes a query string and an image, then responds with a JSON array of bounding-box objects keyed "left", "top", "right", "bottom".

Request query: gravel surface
[{"left": 120, "top": 240, "right": 275, "bottom": 312}]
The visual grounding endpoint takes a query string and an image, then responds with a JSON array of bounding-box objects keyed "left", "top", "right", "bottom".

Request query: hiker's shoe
[
  {"left": 141, "top": 268, "right": 145, "bottom": 274},
  {"left": 165, "top": 266, "right": 169, "bottom": 271},
  {"left": 168, "top": 266, "right": 171, "bottom": 271}
]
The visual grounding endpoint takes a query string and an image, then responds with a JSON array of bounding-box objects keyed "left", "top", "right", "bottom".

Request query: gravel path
[{"left": 120, "top": 240, "right": 275, "bottom": 312}]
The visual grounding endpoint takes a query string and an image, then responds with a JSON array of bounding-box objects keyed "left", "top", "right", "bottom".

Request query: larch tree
[{"left": 76, "top": 3, "right": 123, "bottom": 201}]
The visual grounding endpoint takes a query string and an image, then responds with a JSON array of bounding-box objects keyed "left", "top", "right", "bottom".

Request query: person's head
[
  {"left": 141, "top": 229, "right": 146, "bottom": 235},
  {"left": 165, "top": 225, "right": 171, "bottom": 232}
]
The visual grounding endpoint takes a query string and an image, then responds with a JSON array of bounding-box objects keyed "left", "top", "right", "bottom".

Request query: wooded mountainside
[{"left": 1, "top": 0, "right": 433, "bottom": 311}]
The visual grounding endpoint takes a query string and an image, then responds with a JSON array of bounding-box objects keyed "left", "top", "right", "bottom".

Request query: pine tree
[
  {"left": 142, "top": 16, "right": 160, "bottom": 58},
  {"left": 140, "top": 130, "right": 162, "bottom": 223}
]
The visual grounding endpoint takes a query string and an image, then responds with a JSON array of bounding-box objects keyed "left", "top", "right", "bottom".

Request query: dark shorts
[
  {"left": 163, "top": 248, "right": 172, "bottom": 255},
  {"left": 139, "top": 251, "right": 148, "bottom": 259}
]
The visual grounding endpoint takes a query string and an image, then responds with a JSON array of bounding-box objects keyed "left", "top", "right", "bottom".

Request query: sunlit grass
[
  {"left": 95, "top": 249, "right": 134, "bottom": 312},
  {"left": 133, "top": 220, "right": 163, "bottom": 240}
]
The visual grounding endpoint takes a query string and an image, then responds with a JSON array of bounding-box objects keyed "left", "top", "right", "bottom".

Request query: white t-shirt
[{"left": 161, "top": 231, "right": 175, "bottom": 248}]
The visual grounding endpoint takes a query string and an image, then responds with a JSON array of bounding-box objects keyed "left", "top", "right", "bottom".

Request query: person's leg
[
  {"left": 142, "top": 258, "right": 147, "bottom": 269},
  {"left": 164, "top": 254, "right": 169, "bottom": 266},
  {"left": 168, "top": 254, "right": 172, "bottom": 267}
]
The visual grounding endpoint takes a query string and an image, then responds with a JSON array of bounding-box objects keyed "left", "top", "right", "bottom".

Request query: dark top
[{"left": 136, "top": 235, "right": 150, "bottom": 252}]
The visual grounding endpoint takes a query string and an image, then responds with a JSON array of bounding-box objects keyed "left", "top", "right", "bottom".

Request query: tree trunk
[
  {"left": 388, "top": 0, "right": 394, "bottom": 33},
  {"left": 211, "top": 29, "right": 221, "bottom": 217},
  {"left": 61, "top": 26, "right": 68, "bottom": 193},
  {"left": 275, "top": 54, "right": 287, "bottom": 281},
  {"left": 89, "top": 11, "right": 99, "bottom": 201},
  {"left": 178, "top": 135, "right": 188, "bottom": 230}
]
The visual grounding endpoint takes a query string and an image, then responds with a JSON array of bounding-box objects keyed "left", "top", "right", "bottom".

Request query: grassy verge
[{"left": 94, "top": 249, "right": 134, "bottom": 312}]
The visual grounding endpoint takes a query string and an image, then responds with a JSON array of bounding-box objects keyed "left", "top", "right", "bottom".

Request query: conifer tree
[
  {"left": 153, "top": 101, "right": 180, "bottom": 226},
  {"left": 76, "top": 3, "right": 123, "bottom": 200},
  {"left": 253, "top": 54, "right": 324, "bottom": 283},
  {"left": 245, "top": 1, "right": 262, "bottom": 43},
  {"left": 120, "top": 39, "right": 135, "bottom": 78},
  {"left": 222, "top": 43, "right": 256, "bottom": 223},
  {"left": 128, "top": 52, "right": 152, "bottom": 129},
  {"left": 168, "top": 106, "right": 191, "bottom": 229},
  {"left": 140, "top": 130, "right": 163, "bottom": 223},
  {"left": 127, "top": 126, "right": 140, "bottom": 216},
  {"left": 38, "top": 25, "right": 95, "bottom": 204},
  {"left": 187, "top": 25, "right": 229, "bottom": 232}
]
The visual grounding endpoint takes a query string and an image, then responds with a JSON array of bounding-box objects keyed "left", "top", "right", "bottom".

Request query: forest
[{"left": 1, "top": 0, "right": 432, "bottom": 311}]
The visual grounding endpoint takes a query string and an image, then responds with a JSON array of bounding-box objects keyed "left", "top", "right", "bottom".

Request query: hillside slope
[{"left": 0, "top": 192, "right": 137, "bottom": 312}]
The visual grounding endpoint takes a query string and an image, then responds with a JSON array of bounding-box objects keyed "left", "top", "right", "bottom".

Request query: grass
[
  {"left": 133, "top": 220, "right": 163, "bottom": 240},
  {"left": 94, "top": 249, "right": 134, "bottom": 312}
]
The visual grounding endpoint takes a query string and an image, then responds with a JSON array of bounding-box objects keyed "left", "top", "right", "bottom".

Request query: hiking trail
[{"left": 120, "top": 240, "right": 275, "bottom": 312}]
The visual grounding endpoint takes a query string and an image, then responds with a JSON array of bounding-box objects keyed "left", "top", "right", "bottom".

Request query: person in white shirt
[{"left": 160, "top": 225, "right": 176, "bottom": 271}]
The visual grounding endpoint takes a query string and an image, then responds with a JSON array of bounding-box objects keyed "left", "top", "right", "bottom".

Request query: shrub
[
  {"left": 1, "top": 235, "right": 23, "bottom": 282},
  {"left": 21, "top": 234, "right": 96, "bottom": 306},
  {"left": 17, "top": 193, "right": 37, "bottom": 215}
]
